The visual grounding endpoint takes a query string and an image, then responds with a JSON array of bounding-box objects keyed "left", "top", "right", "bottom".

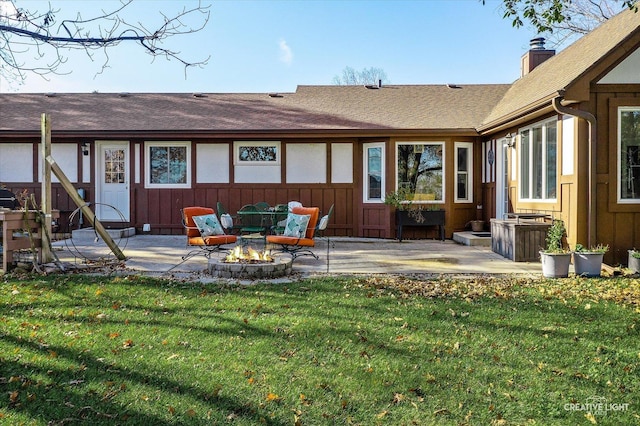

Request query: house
[
  {"left": 478, "top": 8, "right": 640, "bottom": 264},
  {"left": 1, "top": 8, "right": 639, "bottom": 264}
]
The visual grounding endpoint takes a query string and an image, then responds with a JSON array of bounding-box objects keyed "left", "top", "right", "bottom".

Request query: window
[
  {"left": 396, "top": 142, "right": 444, "bottom": 202},
  {"left": 234, "top": 141, "right": 280, "bottom": 165},
  {"left": 619, "top": 107, "right": 640, "bottom": 202},
  {"left": 455, "top": 142, "right": 473, "bottom": 202},
  {"left": 233, "top": 141, "right": 281, "bottom": 183},
  {"left": 145, "top": 141, "right": 191, "bottom": 189},
  {"left": 519, "top": 119, "right": 557, "bottom": 201},
  {"left": 364, "top": 143, "right": 384, "bottom": 202}
]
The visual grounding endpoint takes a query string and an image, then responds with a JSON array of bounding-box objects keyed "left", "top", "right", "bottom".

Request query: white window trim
[
  {"left": 618, "top": 106, "right": 640, "bottom": 203},
  {"left": 518, "top": 119, "right": 557, "bottom": 202},
  {"left": 363, "top": 142, "right": 385, "bottom": 203},
  {"left": 233, "top": 141, "right": 281, "bottom": 165},
  {"left": 455, "top": 141, "right": 473, "bottom": 203},
  {"left": 395, "top": 141, "right": 445, "bottom": 203},
  {"left": 144, "top": 141, "right": 191, "bottom": 189}
]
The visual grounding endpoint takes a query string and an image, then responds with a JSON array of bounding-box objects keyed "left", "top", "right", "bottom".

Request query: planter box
[
  {"left": 491, "top": 219, "right": 551, "bottom": 262},
  {"left": 396, "top": 210, "right": 445, "bottom": 242}
]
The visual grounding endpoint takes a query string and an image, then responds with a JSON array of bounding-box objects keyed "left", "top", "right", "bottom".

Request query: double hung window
[
  {"left": 455, "top": 142, "right": 473, "bottom": 202},
  {"left": 519, "top": 119, "right": 557, "bottom": 201},
  {"left": 145, "top": 141, "right": 190, "bottom": 188},
  {"left": 364, "top": 143, "right": 384, "bottom": 202}
]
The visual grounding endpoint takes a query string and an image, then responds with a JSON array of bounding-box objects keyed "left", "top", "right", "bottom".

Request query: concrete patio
[{"left": 50, "top": 230, "right": 544, "bottom": 281}]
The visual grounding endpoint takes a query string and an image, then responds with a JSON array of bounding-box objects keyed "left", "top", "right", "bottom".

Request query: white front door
[{"left": 96, "top": 141, "right": 130, "bottom": 222}]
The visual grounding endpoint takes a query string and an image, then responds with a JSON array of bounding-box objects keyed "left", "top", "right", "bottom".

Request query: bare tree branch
[
  {"left": 487, "top": 0, "right": 637, "bottom": 36},
  {"left": 332, "top": 66, "right": 390, "bottom": 86},
  {"left": 0, "top": 0, "right": 210, "bottom": 83}
]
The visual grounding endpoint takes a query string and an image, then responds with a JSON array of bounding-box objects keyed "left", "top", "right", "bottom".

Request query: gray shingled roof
[
  {"left": 482, "top": 7, "right": 640, "bottom": 128},
  {"left": 1, "top": 9, "right": 637, "bottom": 135},
  {"left": 0, "top": 84, "right": 510, "bottom": 134}
]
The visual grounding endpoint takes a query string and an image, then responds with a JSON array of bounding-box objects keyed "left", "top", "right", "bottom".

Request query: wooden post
[
  {"left": 40, "top": 113, "right": 53, "bottom": 263},
  {"left": 46, "top": 155, "right": 126, "bottom": 261}
]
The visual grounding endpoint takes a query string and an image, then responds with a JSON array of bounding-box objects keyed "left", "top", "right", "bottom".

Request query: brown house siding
[{"left": 597, "top": 88, "right": 640, "bottom": 264}]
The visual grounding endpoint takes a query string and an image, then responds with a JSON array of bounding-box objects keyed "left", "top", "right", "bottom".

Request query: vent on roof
[
  {"left": 119, "top": 92, "right": 130, "bottom": 97},
  {"left": 268, "top": 93, "right": 283, "bottom": 98},
  {"left": 192, "top": 93, "right": 207, "bottom": 98},
  {"left": 45, "top": 93, "right": 57, "bottom": 97},
  {"left": 446, "top": 84, "right": 461, "bottom": 89},
  {"left": 364, "top": 84, "right": 379, "bottom": 89}
]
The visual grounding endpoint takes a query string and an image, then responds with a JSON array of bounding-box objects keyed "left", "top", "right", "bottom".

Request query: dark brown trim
[{"left": 592, "top": 84, "right": 640, "bottom": 93}]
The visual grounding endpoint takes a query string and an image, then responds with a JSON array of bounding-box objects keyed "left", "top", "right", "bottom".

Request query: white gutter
[{"left": 552, "top": 91, "right": 596, "bottom": 247}]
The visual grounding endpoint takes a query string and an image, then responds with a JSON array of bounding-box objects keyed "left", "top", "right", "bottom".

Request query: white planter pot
[
  {"left": 540, "top": 251, "right": 571, "bottom": 278},
  {"left": 628, "top": 251, "right": 640, "bottom": 273},
  {"left": 573, "top": 252, "right": 603, "bottom": 277}
]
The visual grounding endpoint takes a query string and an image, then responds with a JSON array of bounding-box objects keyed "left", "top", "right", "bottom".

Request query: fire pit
[{"left": 208, "top": 245, "right": 292, "bottom": 279}]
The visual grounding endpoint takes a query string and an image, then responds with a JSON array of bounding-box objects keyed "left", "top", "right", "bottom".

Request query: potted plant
[
  {"left": 384, "top": 189, "right": 445, "bottom": 241},
  {"left": 628, "top": 250, "right": 640, "bottom": 274},
  {"left": 539, "top": 219, "right": 571, "bottom": 278},
  {"left": 573, "top": 243, "right": 608, "bottom": 277}
]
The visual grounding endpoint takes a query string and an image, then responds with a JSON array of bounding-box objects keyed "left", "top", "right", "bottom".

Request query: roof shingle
[{"left": 0, "top": 84, "right": 510, "bottom": 134}]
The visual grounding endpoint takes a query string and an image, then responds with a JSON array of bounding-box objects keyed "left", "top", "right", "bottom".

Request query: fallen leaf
[
  {"left": 392, "top": 393, "right": 405, "bottom": 404},
  {"left": 266, "top": 392, "right": 281, "bottom": 402},
  {"left": 376, "top": 410, "right": 388, "bottom": 419}
]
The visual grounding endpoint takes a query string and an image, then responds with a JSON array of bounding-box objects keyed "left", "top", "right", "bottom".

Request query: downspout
[{"left": 552, "top": 91, "right": 596, "bottom": 247}]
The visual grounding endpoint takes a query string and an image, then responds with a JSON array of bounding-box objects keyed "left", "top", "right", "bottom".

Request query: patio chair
[
  {"left": 266, "top": 206, "right": 320, "bottom": 261},
  {"left": 238, "top": 204, "right": 265, "bottom": 235},
  {"left": 270, "top": 204, "right": 289, "bottom": 235},
  {"left": 254, "top": 201, "right": 271, "bottom": 211},
  {"left": 216, "top": 201, "right": 240, "bottom": 234},
  {"left": 180, "top": 206, "right": 237, "bottom": 262}
]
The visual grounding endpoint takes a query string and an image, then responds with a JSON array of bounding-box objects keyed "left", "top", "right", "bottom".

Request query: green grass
[{"left": 1, "top": 274, "right": 638, "bottom": 425}]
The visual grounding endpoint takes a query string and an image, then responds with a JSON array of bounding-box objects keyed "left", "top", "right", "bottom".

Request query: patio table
[{"left": 236, "top": 208, "right": 277, "bottom": 246}]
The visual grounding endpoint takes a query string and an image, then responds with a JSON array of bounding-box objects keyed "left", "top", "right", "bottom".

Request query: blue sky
[{"left": 2, "top": 0, "right": 557, "bottom": 93}]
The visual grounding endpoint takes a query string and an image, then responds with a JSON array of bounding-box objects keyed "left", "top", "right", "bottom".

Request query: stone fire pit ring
[{"left": 208, "top": 256, "right": 293, "bottom": 279}]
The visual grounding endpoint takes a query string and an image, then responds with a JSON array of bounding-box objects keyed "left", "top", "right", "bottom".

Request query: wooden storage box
[{"left": 490, "top": 219, "right": 551, "bottom": 262}]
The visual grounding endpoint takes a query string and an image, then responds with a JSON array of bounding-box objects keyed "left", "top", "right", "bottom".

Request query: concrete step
[
  {"left": 72, "top": 227, "right": 136, "bottom": 240},
  {"left": 453, "top": 231, "right": 492, "bottom": 247}
]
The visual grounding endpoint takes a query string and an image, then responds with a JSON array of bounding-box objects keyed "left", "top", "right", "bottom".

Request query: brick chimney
[{"left": 521, "top": 37, "right": 555, "bottom": 77}]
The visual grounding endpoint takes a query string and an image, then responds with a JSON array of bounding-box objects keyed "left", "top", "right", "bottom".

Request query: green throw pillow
[
  {"left": 283, "top": 213, "right": 311, "bottom": 238},
  {"left": 193, "top": 213, "right": 225, "bottom": 237}
]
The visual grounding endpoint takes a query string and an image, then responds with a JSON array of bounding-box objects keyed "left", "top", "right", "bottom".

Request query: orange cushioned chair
[
  {"left": 181, "top": 206, "right": 237, "bottom": 262},
  {"left": 266, "top": 206, "right": 320, "bottom": 261}
]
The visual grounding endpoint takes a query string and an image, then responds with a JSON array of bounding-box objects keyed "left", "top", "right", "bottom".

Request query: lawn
[{"left": 1, "top": 274, "right": 638, "bottom": 425}]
